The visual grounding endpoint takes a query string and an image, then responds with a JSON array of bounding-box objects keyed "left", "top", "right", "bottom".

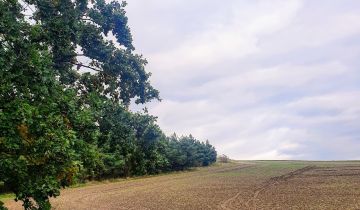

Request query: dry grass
[{"left": 4, "top": 160, "right": 360, "bottom": 209}]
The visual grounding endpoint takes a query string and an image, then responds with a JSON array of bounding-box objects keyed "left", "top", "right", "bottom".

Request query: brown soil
[
  {"left": 4, "top": 161, "right": 360, "bottom": 210},
  {"left": 253, "top": 165, "right": 360, "bottom": 210}
]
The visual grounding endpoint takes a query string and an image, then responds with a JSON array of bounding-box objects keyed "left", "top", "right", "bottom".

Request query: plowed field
[{"left": 4, "top": 161, "right": 360, "bottom": 209}]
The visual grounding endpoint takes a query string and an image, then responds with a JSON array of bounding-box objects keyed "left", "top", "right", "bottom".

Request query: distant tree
[
  {"left": 218, "top": 154, "right": 230, "bottom": 163},
  {"left": 203, "top": 140, "right": 217, "bottom": 166},
  {"left": 130, "top": 111, "right": 169, "bottom": 174},
  {"left": 98, "top": 105, "right": 169, "bottom": 177},
  {"left": 165, "top": 135, "right": 217, "bottom": 170}
]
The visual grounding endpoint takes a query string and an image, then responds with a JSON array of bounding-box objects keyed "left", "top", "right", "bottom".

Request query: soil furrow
[{"left": 244, "top": 165, "right": 316, "bottom": 209}]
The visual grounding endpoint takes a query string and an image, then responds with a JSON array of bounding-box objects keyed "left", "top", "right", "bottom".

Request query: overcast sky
[{"left": 126, "top": 0, "right": 360, "bottom": 160}]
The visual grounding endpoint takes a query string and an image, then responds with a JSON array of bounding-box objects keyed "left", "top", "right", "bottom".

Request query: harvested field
[{"left": 4, "top": 161, "right": 360, "bottom": 209}]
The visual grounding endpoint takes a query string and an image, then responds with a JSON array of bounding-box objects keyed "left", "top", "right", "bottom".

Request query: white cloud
[
  {"left": 149, "top": 0, "right": 303, "bottom": 74},
  {"left": 127, "top": 0, "right": 360, "bottom": 160}
]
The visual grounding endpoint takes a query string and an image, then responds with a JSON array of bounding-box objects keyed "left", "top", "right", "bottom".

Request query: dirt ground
[{"left": 4, "top": 161, "right": 360, "bottom": 209}]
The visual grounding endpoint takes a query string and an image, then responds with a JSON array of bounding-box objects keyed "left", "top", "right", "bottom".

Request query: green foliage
[
  {"left": 165, "top": 134, "right": 217, "bottom": 170},
  {"left": 0, "top": 0, "right": 217, "bottom": 209},
  {"left": 1, "top": 1, "right": 78, "bottom": 208}
]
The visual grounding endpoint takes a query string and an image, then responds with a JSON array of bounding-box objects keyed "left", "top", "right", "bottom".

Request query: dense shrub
[{"left": 218, "top": 154, "right": 231, "bottom": 163}]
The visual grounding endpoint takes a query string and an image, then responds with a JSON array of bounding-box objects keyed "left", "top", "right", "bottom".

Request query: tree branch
[{"left": 71, "top": 62, "right": 102, "bottom": 72}]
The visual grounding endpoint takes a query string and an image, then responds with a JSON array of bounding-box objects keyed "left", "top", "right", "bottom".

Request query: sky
[{"left": 125, "top": 0, "right": 360, "bottom": 160}]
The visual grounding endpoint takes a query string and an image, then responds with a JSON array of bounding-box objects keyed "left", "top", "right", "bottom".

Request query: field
[{"left": 4, "top": 161, "right": 360, "bottom": 209}]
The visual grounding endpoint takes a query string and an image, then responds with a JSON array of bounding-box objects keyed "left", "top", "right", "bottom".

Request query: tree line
[{"left": 0, "top": 0, "right": 217, "bottom": 209}]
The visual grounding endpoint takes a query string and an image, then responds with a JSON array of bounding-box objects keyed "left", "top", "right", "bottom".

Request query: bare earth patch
[{"left": 5, "top": 161, "right": 360, "bottom": 209}]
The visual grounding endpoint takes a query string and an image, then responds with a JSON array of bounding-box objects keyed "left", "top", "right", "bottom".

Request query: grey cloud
[{"left": 126, "top": 0, "right": 360, "bottom": 160}]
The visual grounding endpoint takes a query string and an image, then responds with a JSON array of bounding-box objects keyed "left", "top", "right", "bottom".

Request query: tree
[
  {"left": 0, "top": 0, "right": 159, "bottom": 209},
  {"left": 218, "top": 154, "right": 230, "bottom": 163},
  {"left": 0, "top": 1, "right": 79, "bottom": 208},
  {"left": 164, "top": 135, "right": 217, "bottom": 170},
  {"left": 0, "top": 1, "right": 217, "bottom": 209},
  {"left": 25, "top": 0, "right": 159, "bottom": 105}
]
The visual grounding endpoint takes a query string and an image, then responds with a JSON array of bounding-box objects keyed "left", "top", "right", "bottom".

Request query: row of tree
[{"left": 0, "top": 0, "right": 217, "bottom": 209}]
